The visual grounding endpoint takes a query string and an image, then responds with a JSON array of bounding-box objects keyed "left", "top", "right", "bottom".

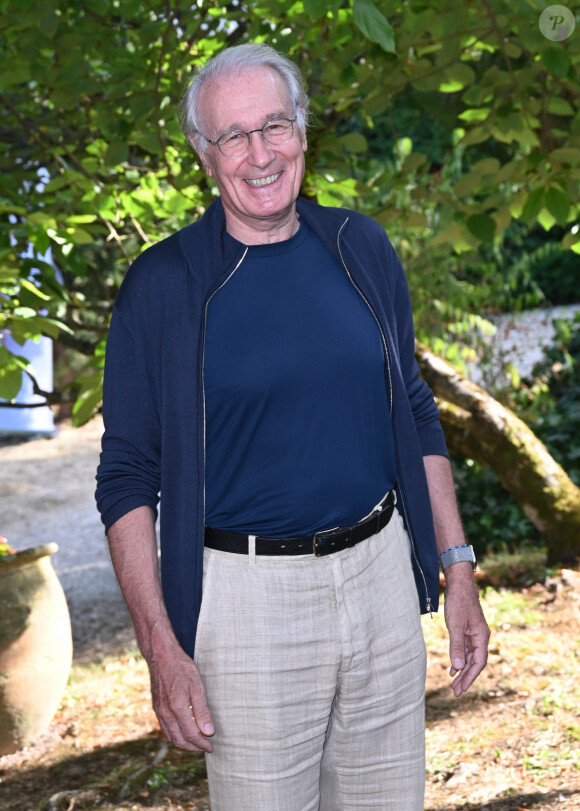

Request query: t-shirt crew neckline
[{"left": 225, "top": 221, "right": 308, "bottom": 256}]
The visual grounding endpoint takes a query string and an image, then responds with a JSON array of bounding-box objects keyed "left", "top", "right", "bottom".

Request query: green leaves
[
  {"left": 352, "top": 0, "right": 396, "bottom": 54},
  {"left": 19, "top": 278, "right": 51, "bottom": 303},
  {"left": 547, "top": 97, "right": 575, "bottom": 117},
  {"left": 522, "top": 189, "right": 545, "bottom": 223},
  {"left": 545, "top": 187, "right": 570, "bottom": 226},
  {"left": 303, "top": 0, "right": 341, "bottom": 19},
  {"left": 72, "top": 370, "right": 105, "bottom": 427},
  {"left": 105, "top": 142, "right": 129, "bottom": 167},
  {"left": 520, "top": 185, "right": 572, "bottom": 229},
  {"left": 466, "top": 214, "right": 496, "bottom": 243},
  {"left": 542, "top": 47, "right": 571, "bottom": 78},
  {"left": 0, "top": 346, "right": 28, "bottom": 401},
  {"left": 2, "top": 0, "right": 580, "bottom": 423},
  {"left": 338, "top": 133, "right": 368, "bottom": 153},
  {"left": 458, "top": 108, "right": 491, "bottom": 123},
  {"left": 439, "top": 64, "right": 476, "bottom": 93}
]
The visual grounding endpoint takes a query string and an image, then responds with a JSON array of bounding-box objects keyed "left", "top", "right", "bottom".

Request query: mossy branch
[{"left": 416, "top": 342, "right": 580, "bottom": 565}]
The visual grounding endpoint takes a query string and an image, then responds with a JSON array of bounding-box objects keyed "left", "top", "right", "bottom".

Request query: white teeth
[{"left": 246, "top": 172, "right": 281, "bottom": 187}]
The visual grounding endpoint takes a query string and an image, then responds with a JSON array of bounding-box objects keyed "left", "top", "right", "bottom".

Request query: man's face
[{"left": 196, "top": 67, "right": 307, "bottom": 243}]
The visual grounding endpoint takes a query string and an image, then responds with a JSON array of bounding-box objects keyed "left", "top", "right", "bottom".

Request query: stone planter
[{"left": 0, "top": 543, "right": 72, "bottom": 755}]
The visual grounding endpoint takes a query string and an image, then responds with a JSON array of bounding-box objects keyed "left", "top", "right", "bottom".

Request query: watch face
[{"left": 467, "top": 546, "right": 477, "bottom": 569}]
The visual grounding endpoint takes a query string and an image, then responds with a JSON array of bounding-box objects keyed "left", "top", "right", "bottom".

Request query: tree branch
[
  {"left": 0, "top": 368, "right": 62, "bottom": 408},
  {"left": 55, "top": 332, "right": 100, "bottom": 356},
  {"left": 416, "top": 342, "right": 580, "bottom": 564}
]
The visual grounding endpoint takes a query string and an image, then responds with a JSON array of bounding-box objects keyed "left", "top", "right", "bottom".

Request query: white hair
[{"left": 179, "top": 43, "right": 310, "bottom": 152}]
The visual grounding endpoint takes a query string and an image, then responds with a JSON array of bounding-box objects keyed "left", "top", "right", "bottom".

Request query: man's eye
[
  {"left": 264, "top": 123, "right": 283, "bottom": 133},
  {"left": 222, "top": 132, "right": 245, "bottom": 144}
]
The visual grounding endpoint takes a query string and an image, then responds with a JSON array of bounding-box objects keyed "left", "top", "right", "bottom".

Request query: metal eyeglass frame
[{"left": 202, "top": 117, "right": 297, "bottom": 158}]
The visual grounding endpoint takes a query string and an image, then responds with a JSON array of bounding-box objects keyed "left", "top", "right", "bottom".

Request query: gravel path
[{"left": 0, "top": 417, "right": 136, "bottom": 662}]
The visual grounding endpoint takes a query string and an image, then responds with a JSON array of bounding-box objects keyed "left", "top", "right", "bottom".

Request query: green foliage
[
  {"left": 478, "top": 548, "right": 551, "bottom": 589},
  {"left": 0, "top": 345, "right": 31, "bottom": 401},
  {"left": 480, "top": 589, "right": 542, "bottom": 630},
  {"left": 441, "top": 220, "right": 579, "bottom": 323},
  {"left": 352, "top": 0, "right": 395, "bottom": 54},
  {"left": 516, "top": 313, "right": 580, "bottom": 486},
  {"left": 453, "top": 312, "right": 580, "bottom": 554},
  {"left": 1, "top": 0, "right": 580, "bottom": 421},
  {"left": 452, "top": 455, "right": 540, "bottom": 556},
  {"left": 519, "top": 229, "right": 580, "bottom": 305}
]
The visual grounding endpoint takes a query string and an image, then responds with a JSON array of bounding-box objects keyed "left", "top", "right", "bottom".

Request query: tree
[
  {"left": 417, "top": 343, "right": 580, "bottom": 565},
  {"left": 1, "top": 0, "right": 579, "bottom": 558}
]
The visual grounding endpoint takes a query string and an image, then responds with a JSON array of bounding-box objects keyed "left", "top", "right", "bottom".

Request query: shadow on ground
[
  {"left": 2, "top": 730, "right": 576, "bottom": 811},
  {"left": 425, "top": 684, "right": 491, "bottom": 724},
  {"left": 426, "top": 789, "right": 579, "bottom": 811},
  {"left": 0, "top": 735, "right": 209, "bottom": 811}
]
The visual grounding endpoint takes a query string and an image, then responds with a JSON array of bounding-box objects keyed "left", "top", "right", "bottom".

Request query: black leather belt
[{"left": 204, "top": 489, "right": 397, "bottom": 557}]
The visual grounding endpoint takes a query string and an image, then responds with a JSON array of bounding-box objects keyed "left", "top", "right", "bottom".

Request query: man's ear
[{"left": 296, "top": 107, "right": 307, "bottom": 152}]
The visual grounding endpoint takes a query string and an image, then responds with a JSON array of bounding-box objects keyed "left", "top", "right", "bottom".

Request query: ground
[{"left": 0, "top": 419, "right": 579, "bottom": 810}]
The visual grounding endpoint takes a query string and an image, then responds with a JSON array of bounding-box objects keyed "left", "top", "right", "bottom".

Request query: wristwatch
[{"left": 439, "top": 544, "right": 477, "bottom": 571}]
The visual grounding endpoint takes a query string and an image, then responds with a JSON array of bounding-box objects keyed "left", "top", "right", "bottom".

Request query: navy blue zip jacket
[{"left": 95, "top": 196, "right": 449, "bottom": 658}]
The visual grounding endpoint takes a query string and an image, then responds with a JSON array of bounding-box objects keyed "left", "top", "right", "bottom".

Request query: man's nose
[{"left": 246, "top": 131, "right": 274, "bottom": 165}]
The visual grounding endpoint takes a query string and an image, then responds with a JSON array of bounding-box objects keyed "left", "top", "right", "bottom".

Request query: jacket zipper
[
  {"left": 200, "top": 247, "right": 249, "bottom": 518},
  {"left": 336, "top": 218, "right": 393, "bottom": 417},
  {"left": 336, "top": 218, "right": 432, "bottom": 615}
]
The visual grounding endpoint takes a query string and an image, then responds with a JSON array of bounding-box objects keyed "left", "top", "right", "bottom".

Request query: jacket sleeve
[
  {"left": 388, "top": 238, "right": 449, "bottom": 459},
  {"left": 95, "top": 280, "right": 162, "bottom": 533}
]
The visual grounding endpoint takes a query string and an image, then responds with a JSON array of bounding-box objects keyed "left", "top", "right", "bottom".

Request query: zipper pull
[{"left": 425, "top": 596, "right": 433, "bottom": 618}]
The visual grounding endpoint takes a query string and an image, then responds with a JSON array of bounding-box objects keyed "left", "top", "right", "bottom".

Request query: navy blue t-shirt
[{"left": 203, "top": 222, "right": 397, "bottom": 536}]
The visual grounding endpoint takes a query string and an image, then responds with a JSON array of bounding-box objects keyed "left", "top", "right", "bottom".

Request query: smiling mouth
[{"left": 245, "top": 172, "right": 282, "bottom": 187}]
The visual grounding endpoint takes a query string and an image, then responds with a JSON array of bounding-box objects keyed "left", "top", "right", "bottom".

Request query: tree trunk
[{"left": 416, "top": 343, "right": 580, "bottom": 565}]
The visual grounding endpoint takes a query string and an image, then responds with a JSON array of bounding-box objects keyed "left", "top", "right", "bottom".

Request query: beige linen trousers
[{"left": 194, "top": 507, "right": 427, "bottom": 810}]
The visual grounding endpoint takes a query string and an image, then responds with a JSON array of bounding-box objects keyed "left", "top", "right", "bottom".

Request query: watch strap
[{"left": 439, "top": 544, "right": 476, "bottom": 571}]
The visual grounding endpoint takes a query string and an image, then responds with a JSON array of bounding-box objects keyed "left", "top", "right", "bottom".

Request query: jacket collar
[{"left": 181, "top": 195, "right": 350, "bottom": 258}]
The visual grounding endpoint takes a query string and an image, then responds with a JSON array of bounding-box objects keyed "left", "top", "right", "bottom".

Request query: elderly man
[{"left": 96, "top": 43, "right": 489, "bottom": 810}]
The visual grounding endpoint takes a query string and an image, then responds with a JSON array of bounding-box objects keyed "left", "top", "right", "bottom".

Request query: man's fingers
[
  {"left": 151, "top": 673, "right": 214, "bottom": 752},
  {"left": 452, "top": 662, "right": 480, "bottom": 695},
  {"left": 449, "top": 636, "right": 489, "bottom": 695},
  {"left": 183, "top": 723, "right": 214, "bottom": 753},
  {"left": 449, "top": 646, "right": 470, "bottom": 677},
  {"left": 444, "top": 578, "right": 491, "bottom": 696},
  {"left": 192, "top": 702, "right": 215, "bottom": 737},
  {"left": 190, "top": 682, "right": 215, "bottom": 737},
  {"left": 448, "top": 626, "right": 467, "bottom": 672},
  {"left": 157, "top": 703, "right": 214, "bottom": 753},
  {"left": 173, "top": 687, "right": 214, "bottom": 751}
]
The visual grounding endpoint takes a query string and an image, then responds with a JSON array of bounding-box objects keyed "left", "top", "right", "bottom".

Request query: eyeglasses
[{"left": 204, "top": 117, "right": 297, "bottom": 158}]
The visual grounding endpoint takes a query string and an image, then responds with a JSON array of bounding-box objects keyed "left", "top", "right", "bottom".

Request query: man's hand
[
  {"left": 106, "top": 507, "right": 215, "bottom": 752},
  {"left": 422, "top": 455, "right": 490, "bottom": 697},
  {"left": 149, "top": 644, "right": 215, "bottom": 752},
  {"left": 443, "top": 562, "right": 490, "bottom": 696}
]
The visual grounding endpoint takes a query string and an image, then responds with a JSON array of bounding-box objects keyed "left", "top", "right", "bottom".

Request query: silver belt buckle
[{"left": 313, "top": 526, "right": 339, "bottom": 556}]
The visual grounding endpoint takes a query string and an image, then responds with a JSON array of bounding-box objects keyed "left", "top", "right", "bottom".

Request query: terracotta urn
[{"left": 0, "top": 542, "right": 72, "bottom": 755}]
